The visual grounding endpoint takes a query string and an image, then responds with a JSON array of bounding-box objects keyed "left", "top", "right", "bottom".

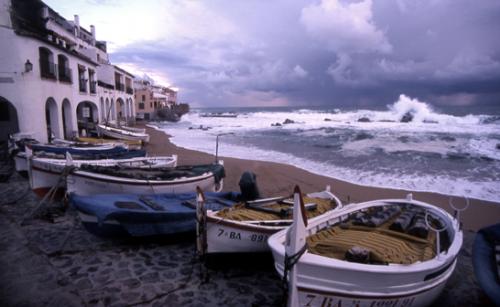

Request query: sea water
[{"left": 158, "top": 95, "right": 500, "bottom": 202}]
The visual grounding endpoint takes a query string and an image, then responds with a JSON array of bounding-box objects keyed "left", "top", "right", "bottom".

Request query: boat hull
[
  {"left": 206, "top": 217, "right": 280, "bottom": 254},
  {"left": 290, "top": 263, "right": 453, "bottom": 307},
  {"left": 67, "top": 171, "right": 222, "bottom": 196},
  {"left": 97, "top": 125, "right": 150, "bottom": 142},
  {"left": 14, "top": 154, "right": 28, "bottom": 177},
  {"left": 205, "top": 189, "right": 341, "bottom": 254},
  {"left": 28, "top": 156, "right": 177, "bottom": 197},
  {"left": 267, "top": 198, "right": 463, "bottom": 307},
  {"left": 71, "top": 192, "right": 238, "bottom": 237}
]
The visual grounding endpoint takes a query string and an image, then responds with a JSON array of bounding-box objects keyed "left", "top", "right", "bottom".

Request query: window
[
  {"left": 78, "top": 65, "right": 87, "bottom": 92},
  {"left": 150, "top": 102, "right": 152, "bottom": 108},
  {"left": 58, "top": 54, "right": 71, "bottom": 83},
  {"left": 139, "top": 103, "right": 145, "bottom": 110},
  {"left": 142, "top": 95, "right": 145, "bottom": 102},
  {"left": 39, "top": 47, "right": 56, "bottom": 79}
]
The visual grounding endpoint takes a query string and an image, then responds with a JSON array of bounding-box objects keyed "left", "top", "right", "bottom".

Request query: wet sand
[{"left": 144, "top": 124, "right": 500, "bottom": 231}]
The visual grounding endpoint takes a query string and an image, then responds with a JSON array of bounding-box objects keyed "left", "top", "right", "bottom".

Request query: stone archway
[
  {"left": 76, "top": 101, "right": 98, "bottom": 137},
  {"left": 45, "top": 97, "right": 60, "bottom": 142},
  {"left": 0, "top": 97, "right": 19, "bottom": 142},
  {"left": 61, "top": 99, "right": 74, "bottom": 139},
  {"left": 110, "top": 99, "right": 116, "bottom": 121},
  {"left": 100, "top": 97, "right": 105, "bottom": 122},
  {"left": 116, "top": 98, "right": 125, "bottom": 121}
]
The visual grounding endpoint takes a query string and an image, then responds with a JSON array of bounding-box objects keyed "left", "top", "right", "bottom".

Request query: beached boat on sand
[
  {"left": 28, "top": 154, "right": 177, "bottom": 198},
  {"left": 14, "top": 143, "right": 143, "bottom": 176},
  {"left": 268, "top": 187, "right": 463, "bottom": 307},
  {"left": 97, "top": 124, "right": 150, "bottom": 143},
  {"left": 197, "top": 187, "right": 342, "bottom": 255},
  {"left": 472, "top": 222, "right": 500, "bottom": 306},
  {"left": 70, "top": 191, "right": 239, "bottom": 237},
  {"left": 66, "top": 161, "right": 225, "bottom": 196}
]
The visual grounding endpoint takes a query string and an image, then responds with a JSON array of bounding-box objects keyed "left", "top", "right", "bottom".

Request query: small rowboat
[
  {"left": 268, "top": 187, "right": 463, "bottom": 307},
  {"left": 28, "top": 154, "right": 177, "bottom": 198},
  {"left": 77, "top": 137, "right": 142, "bottom": 150},
  {"left": 97, "top": 124, "right": 150, "bottom": 143},
  {"left": 197, "top": 186, "right": 342, "bottom": 255},
  {"left": 14, "top": 144, "right": 144, "bottom": 177},
  {"left": 472, "top": 223, "right": 500, "bottom": 306},
  {"left": 66, "top": 161, "right": 225, "bottom": 196},
  {"left": 70, "top": 191, "right": 239, "bottom": 237}
]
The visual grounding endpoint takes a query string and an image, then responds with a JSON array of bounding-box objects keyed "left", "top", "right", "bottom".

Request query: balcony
[
  {"left": 40, "top": 60, "right": 57, "bottom": 80},
  {"left": 115, "top": 82, "right": 125, "bottom": 91},
  {"left": 89, "top": 81, "right": 97, "bottom": 94},
  {"left": 58, "top": 66, "right": 72, "bottom": 83},
  {"left": 126, "top": 86, "right": 133, "bottom": 95},
  {"left": 79, "top": 79, "right": 87, "bottom": 93}
]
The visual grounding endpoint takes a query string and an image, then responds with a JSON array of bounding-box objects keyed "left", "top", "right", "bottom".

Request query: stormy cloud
[{"left": 45, "top": 0, "right": 500, "bottom": 109}]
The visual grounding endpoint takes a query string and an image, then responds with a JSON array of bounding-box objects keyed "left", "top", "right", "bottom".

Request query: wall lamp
[{"left": 24, "top": 59, "right": 33, "bottom": 73}]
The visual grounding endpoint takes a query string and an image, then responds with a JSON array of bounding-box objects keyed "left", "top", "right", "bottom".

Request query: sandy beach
[{"left": 144, "top": 125, "right": 500, "bottom": 231}]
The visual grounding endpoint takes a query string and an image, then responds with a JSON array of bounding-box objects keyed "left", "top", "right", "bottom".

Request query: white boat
[
  {"left": 28, "top": 154, "right": 178, "bottom": 198},
  {"left": 197, "top": 187, "right": 342, "bottom": 255},
  {"left": 97, "top": 124, "right": 150, "bottom": 143},
  {"left": 268, "top": 187, "right": 463, "bottom": 307},
  {"left": 66, "top": 161, "right": 225, "bottom": 196},
  {"left": 106, "top": 123, "right": 146, "bottom": 134}
]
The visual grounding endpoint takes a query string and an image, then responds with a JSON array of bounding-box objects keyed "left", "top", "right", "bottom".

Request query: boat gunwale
[
  {"left": 206, "top": 190, "right": 343, "bottom": 231},
  {"left": 268, "top": 198, "right": 463, "bottom": 274}
]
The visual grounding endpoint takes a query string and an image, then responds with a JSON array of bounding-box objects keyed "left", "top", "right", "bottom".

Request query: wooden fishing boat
[
  {"left": 66, "top": 161, "right": 225, "bottom": 196},
  {"left": 96, "top": 124, "right": 150, "bottom": 143},
  {"left": 197, "top": 187, "right": 342, "bottom": 255},
  {"left": 268, "top": 187, "right": 463, "bottom": 307},
  {"left": 28, "top": 154, "right": 177, "bottom": 198},
  {"left": 70, "top": 191, "right": 238, "bottom": 237},
  {"left": 77, "top": 137, "right": 141, "bottom": 149},
  {"left": 14, "top": 143, "right": 143, "bottom": 177},
  {"left": 472, "top": 222, "right": 500, "bottom": 306}
]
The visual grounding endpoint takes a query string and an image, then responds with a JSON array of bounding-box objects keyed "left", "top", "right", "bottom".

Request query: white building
[{"left": 0, "top": 0, "right": 135, "bottom": 143}]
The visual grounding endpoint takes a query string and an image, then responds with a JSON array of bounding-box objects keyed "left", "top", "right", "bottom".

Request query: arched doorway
[
  {"left": 61, "top": 99, "right": 74, "bottom": 139},
  {"left": 0, "top": 97, "right": 19, "bottom": 143},
  {"left": 76, "top": 101, "right": 98, "bottom": 137},
  {"left": 110, "top": 99, "right": 116, "bottom": 121},
  {"left": 45, "top": 97, "right": 60, "bottom": 142},
  {"left": 116, "top": 98, "right": 125, "bottom": 121},
  {"left": 100, "top": 97, "right": 105, "bottom": 122}
]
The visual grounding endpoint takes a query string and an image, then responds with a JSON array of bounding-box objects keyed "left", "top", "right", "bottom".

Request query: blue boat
[
  {"left": 472, "top": 222, "right": 500, "bottom": 306},
  {"left": 70, "top": 192, "right": 240, "bottom": 237}
]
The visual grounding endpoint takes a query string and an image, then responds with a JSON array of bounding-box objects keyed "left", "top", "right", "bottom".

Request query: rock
[
  {"left": 496, "top": 143, "right": 500, "bottom": 150},
  {"left": 324, "top": 118, "right": 332, "bottom": 121},
  {"left": 357, "top": 117, "right": 371, "bottom": 123},
  {"left": 271, "top": 122, "right": 281, "bottom": 127},
  {"left": 423, "top": 119, "right": 438, "bottom": 124},
  {"left": 400, "top": 112, "right": 414, "bottom": 123},
  {"left": 282, "top": 118, "right": 295, "bottom": 124}
]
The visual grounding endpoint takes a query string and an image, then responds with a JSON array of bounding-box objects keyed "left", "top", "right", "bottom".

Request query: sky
[{"left": 44, "top": 0, "right": 500, "bottom": 109}]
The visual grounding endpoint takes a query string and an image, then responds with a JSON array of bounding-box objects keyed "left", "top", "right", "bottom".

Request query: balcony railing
[
  {"left": 39, "top": 60, "right": 57, "bottom": 79},
  {"left": 79, "top": 79, "right": 87, "bottom": 93},
  {"left": 58, "top": 66, "right": 72, "bottom": 83},
  {"left": 115, "top": 83, "right": 125, "bottom": 91},
  {"left": 89, "top": 81, "right": 97, "bottom": 94},
  {"left": 126, "top": 86, "right": 133, "bottom": 95}
]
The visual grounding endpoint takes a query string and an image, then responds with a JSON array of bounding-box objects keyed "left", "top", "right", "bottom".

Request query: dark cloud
[{"left": 109, "top": 0, "right": 500, "bottom": 109}]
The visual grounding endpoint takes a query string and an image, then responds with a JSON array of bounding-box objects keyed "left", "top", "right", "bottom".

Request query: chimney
[
  {"left": 41, "top": 7, "right": 49, "bottom": 19},
  {"left": 90, "top": 25, "right": 96, "bottom": 45},
  {"left": 74, "top": 14, "right": 80, "bottom": 37}
]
